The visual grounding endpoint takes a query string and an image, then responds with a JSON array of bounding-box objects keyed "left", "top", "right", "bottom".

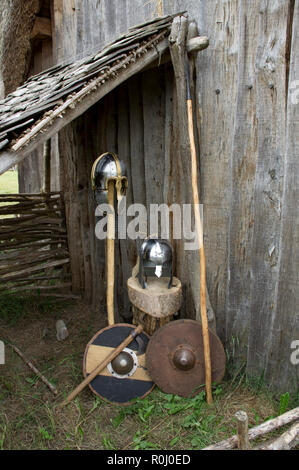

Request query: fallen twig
[{"left": 11, "top": 344, "right": 57, "bottom": 396}]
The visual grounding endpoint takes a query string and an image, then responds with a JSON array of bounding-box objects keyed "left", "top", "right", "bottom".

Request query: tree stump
[{"left": 127, "top": 276, "right": 182, "bottom": 336}]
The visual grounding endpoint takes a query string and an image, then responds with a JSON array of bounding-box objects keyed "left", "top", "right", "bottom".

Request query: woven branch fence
[{"left": 0, "top": 192, "right": 71, "bottom": 296}]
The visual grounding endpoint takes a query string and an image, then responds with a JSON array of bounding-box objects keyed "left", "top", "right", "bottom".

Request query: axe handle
[
  {"left": 61, "top": 325, "right": 143, "bottom": 406},
  {"left": 107, "top": 180, "right": 115, "bottom": 326},
  {"left": 186, "top": 92, "right": 213, "bottom": 405}
]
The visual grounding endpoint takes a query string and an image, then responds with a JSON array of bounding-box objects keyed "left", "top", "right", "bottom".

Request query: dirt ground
[{"left": 0, "top": 296, "right": 295, "bottom": 450}]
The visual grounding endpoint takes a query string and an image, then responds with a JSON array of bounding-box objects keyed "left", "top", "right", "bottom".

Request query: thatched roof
[{"left": 0, "top": 12, "right": 184, "bottom": 175}]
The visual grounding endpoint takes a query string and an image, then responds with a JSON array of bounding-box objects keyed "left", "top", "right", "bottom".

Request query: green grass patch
[
  {"left": 0, "top": 170, "right": 18, "bottom": 194},
  {"left": 0, "top": 293, "right": 74, "bottom": 326},
  {"left": 0, "top": 169, "right": 19, "bottom": 218}
]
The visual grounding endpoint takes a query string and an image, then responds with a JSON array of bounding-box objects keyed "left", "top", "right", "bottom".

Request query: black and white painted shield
[{"left": 83, "top": 323, "right": 155, "bottom": 405}]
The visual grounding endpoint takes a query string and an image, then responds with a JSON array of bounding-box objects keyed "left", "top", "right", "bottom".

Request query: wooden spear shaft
[
  {"left": 61, "top": 325, "right": 143, "bottom": 406},
  {"left": 107, "top": 180, "right": 115, "bottom": 325},
  {"left": 186, "top": 60, "right": 213, "bottom": 405}
]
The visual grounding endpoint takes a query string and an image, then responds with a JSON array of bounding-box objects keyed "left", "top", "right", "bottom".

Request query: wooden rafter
[{"left": 31, "top": 17, "right": 52, "bottom": 39}]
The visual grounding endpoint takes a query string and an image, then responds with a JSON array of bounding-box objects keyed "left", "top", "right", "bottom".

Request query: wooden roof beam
[
  {"left": 31, "top": 17, "right": 52, "bottom": 40},
  {"left": 143, "top": 35, "right": 209, "bottom": 71}
]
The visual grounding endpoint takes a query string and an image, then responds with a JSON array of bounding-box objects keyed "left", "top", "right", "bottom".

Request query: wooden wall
[
  {"left": 58, "top": 65, "right": 198, "bottom": 324},
  {"left": 52, "top": 0, "right": 299, "bottom": 393},
  {"left": 18, "top": 0, "right": 60, "bottom": 194}
]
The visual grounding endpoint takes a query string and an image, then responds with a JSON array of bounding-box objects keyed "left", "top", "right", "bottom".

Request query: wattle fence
[{"left": 0, "top": 192, "right": 71, "bottom": 296}]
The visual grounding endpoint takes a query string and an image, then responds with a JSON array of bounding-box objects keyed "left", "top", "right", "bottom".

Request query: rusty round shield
[
  {"left": 146, "top": 319, "right": 226, "bottom": 398},
  {"left": 83, "top": 323, "right": 155, "bottom": 405}
]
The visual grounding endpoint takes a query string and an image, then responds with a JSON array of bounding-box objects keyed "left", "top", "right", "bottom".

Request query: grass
[
  {"left": 0, "top": 169, "right": 18, "bottom": 219},
  {"left": 0, "top": 295, "right": 297, "bottom": 450},
  {"left": 0, "top": 169, "right": 18, "bottom": 194}
]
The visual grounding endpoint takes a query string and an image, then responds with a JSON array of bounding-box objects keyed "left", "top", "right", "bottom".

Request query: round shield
[
  {"left": 146, "top": 319, "right": 226, "bottom": 398},
  {"left": 83, "top": 323, "right": 155, "bottom": 405}
]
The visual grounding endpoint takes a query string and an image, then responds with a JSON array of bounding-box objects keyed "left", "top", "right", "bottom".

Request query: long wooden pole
[
  {"left": 107, "top": 180, "right": 115, "bottom": 325},
  {"left": 61, "top": 325, "right": 143, "bottom": 406},
  {"left": 186, "top": 60, "right": 213, "bottom": 405}
]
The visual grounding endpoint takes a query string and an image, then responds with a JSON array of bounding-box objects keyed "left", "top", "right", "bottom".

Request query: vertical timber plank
[
  {"left": 254, "top": 0, "right": 299, "bottom": 392},
  {"left": 76, "top": 114, "right": 93, "bottom": 303},
  {"left": 128, "top": 73, "right": 147, "bottom": 281},
  {"left": 128, "top": 74, "right": 146, "bottom": 208},
  {"left": 225, "top": 0, "right": 259, "bottom": 365},
  {"left": 92, "top": 97, "right": 110, "bottom": 309},
  {"left": 59, "top": 123, "right": 84, "bottom": 294},
  {"left": 247, "top": 1, "right": 290, "bottom": 379},
  {"left": 142, "top": 68, "right": 166, "bottom": 212},
  {"left": 196, "top": 0, "right": 240, "bottom": 340},
  {"left": 117, "top": 83, "right": 136, "bottom": 319}
]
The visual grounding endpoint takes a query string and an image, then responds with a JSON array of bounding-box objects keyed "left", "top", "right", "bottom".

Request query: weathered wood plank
[
  {"left": 142, "top": 67, "right": 165, "bottom": 210},
  {"left": 76, "top": 113, "right": 93, "bottom": 303},
  {"left": 247, "top": 1, "right": 291, "bottom": 380},
  {"left": 193, "top": 0, "right": 240, "bottom": 340},
  {"left": 90, "top": 98, "right": 107, "bottom": 309},
  {"left": 19, "top": 11, "right": 54, "bottom": 194},
  {"left": 257, "top": 0, "right": 299, "bottom": 392},
  {"left": 117, "top": 82, "right": 135, "bottom": 320},
  {"left": 225, "top": 0, "right": 259, "bottom": 366},
  {"left": 58, "top": 122, "right": 85, "bottom": 295}
]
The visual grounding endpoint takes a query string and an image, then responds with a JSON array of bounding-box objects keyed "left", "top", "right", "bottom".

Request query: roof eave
[{"left": 0, "top": 36, "right": 169, "bottom": 175}]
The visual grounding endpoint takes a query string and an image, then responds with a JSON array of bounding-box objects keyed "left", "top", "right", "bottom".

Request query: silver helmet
[
  {"left": 91, "top": 152, "right": 128, "bottom": 205},
  {"left": 139, "top": 238, "right": 173, "bottom": 289}
]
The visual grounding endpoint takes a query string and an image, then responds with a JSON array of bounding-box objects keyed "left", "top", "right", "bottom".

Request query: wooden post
[
  {"left": 43, "top": 139, "right": 51, "bottom": 194},
  {"left": 107, "top": 180, "right": 115, "bottom": 325},
  {"left": 235, "top": 410, "right": 250, "bottom": 450},
  {"left": 157, "top": 0, "right": 163, "bottom": 17}
]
